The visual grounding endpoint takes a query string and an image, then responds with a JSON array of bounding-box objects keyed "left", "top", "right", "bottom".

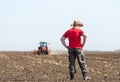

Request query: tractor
[{"left": 34, "top": 42, "right": 49, "bottom": 55}]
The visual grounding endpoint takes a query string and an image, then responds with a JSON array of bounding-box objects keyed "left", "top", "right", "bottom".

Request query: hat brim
[{"left": 71, "top": 23, "right": 83, "bottom": 27}]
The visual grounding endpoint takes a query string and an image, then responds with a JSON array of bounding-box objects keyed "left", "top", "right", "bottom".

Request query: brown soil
[{"left": 0, "top": 51, "right": 120, "bottom": 82}]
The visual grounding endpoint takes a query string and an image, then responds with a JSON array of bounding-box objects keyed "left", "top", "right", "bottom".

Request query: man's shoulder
[
  {"left": 66, "top": 28, "right": 73, "bottom": 32},
  {"left": 79, "top": 29, "right": 84, "bottom": 32}
]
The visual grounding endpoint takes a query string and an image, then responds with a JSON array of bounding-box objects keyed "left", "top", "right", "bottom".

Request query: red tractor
[{"left": 34, "top": 42, "right": 49, "bottom": 55}]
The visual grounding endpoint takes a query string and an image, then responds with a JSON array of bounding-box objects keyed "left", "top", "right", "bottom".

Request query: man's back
[{"left": 63, "top": 27, "right": 84, "bottom": 49}]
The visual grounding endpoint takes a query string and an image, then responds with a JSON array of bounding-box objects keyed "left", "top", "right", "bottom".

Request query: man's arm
[
  {"left": 82, "top": 33, "right": 87, "bottom": 47},
  {"left": 60, "top": 36, "right": 68, "bottom": 49}
]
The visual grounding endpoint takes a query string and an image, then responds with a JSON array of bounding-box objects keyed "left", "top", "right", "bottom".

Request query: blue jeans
[{"left": 68, "top": 48, "right": 88, "bottom": 77}]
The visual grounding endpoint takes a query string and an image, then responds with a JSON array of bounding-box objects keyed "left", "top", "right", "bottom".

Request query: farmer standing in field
[{"left": 60, "top": 20, "right": 91, "bottom": 80}]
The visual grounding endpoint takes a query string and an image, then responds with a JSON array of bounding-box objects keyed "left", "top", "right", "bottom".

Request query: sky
[{"left": 0, "top": 0, "right": 120, "bottom": 51}]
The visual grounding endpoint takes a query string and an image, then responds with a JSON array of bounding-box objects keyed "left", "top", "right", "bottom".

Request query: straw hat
[{"left": 71, "top": 20, "right": 84, "bottom": 27}]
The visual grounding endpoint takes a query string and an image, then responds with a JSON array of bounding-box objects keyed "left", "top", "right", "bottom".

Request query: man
[{"left": 60, "top": 20, "right": 91, "bottom": 80}]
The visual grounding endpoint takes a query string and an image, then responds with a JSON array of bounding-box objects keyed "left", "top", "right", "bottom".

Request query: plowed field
[{"left": 0, "top": 51, "right": 120, "bottom": 82}]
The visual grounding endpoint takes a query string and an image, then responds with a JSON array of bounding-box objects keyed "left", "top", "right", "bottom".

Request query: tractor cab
[{"left": 40, "top": 42, "right": 47, "bottom": 47}]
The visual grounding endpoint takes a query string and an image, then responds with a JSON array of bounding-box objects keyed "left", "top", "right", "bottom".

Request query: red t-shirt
[{"left": 63, "top": 27, "right": 84, "bottom": 49}]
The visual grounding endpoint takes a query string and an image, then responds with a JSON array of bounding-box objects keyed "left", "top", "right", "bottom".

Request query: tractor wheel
[{"left": 37, "top": 49, "right": 41, "bottom": 55}]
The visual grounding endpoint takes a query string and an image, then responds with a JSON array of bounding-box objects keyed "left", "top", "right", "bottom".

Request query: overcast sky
[{"left": 0, "top": 0, "right": 120, "bottom": 51}]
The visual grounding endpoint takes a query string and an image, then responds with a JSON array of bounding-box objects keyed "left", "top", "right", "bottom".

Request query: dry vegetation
[{"left": 0, "top": 51, "right": 120, "bottom": 82}]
